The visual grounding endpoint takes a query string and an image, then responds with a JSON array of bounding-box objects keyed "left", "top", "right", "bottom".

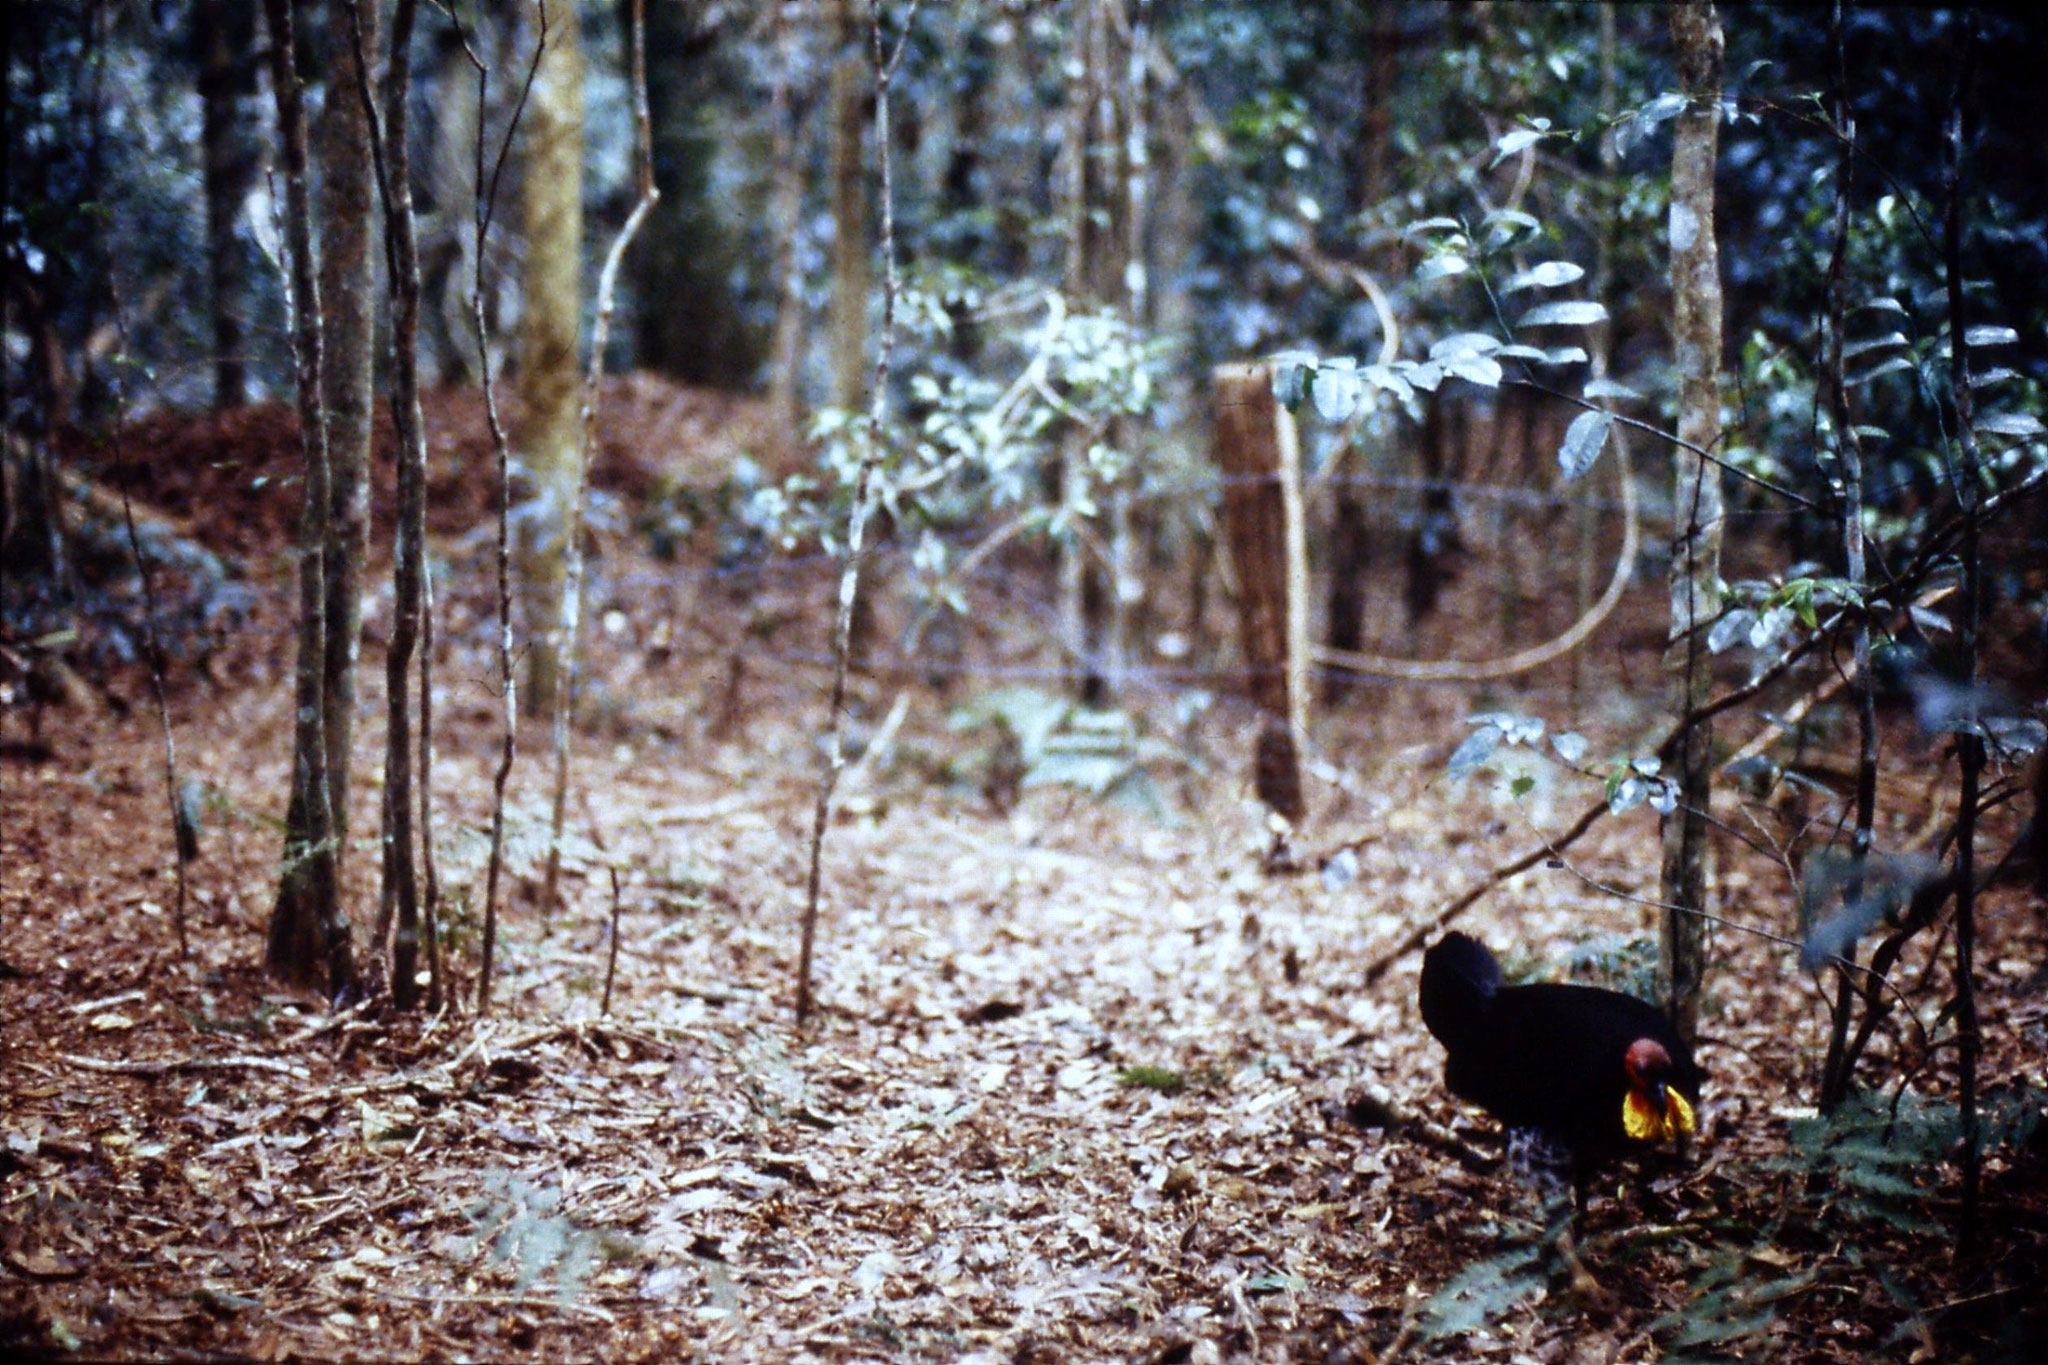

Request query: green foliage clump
[
  {"left": 1115, "top": 1065, "right": 1188, "bottom": 1094},
  {"left": 1776, "top": 1087, "right": 2043, "bottom": 1235}
]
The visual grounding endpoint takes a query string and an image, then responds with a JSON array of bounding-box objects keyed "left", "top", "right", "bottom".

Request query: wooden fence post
[{"left": 1213, "top": 362, "right": 1309, "bottom": 822}]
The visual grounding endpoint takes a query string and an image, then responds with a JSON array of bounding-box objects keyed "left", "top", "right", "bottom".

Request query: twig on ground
[{"left": 61, "top": 1052, "right": 310, "bottom": 1078}]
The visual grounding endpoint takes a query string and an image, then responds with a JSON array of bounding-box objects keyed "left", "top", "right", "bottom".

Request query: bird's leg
[
  {"left": 1510, "top": 1129, "right": 1606, "bottom": 1302},
  {"left": 1536, "top": 1170, "right": 1600, "bottom": 1299},
  {"left": 1550, "top": 1218, "right": 1604, "bottom": 1302}
]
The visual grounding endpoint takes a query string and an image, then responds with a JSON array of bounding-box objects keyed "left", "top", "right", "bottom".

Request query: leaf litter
[{"left": 3, "top": 383, "right": 2045, "bottom": 1362}]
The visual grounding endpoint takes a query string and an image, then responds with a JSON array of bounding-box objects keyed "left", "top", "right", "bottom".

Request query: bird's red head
[{"left": 1621, "top": 1038, "right": 1696, "bottom": 1142}]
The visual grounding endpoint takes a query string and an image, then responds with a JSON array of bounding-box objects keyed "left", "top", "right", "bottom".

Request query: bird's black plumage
[{"left": 1419, "top": 932, "right": 1703, "bottom": 1162}]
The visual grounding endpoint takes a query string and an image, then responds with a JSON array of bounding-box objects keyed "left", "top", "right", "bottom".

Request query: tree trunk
[
  {"left": 1817, "top": 0, "right": 1879, "bottom": 1113},
  {"left": 515, "top": 0, "right": 586, "bottom": 719},
  {"left": 632, "top": 0, "right": 752, "bottom": 387},
  {"left": 1214, "top": 363, "right": 1309, "bottom": 824},
  {"left": 422, "top": 36, "right": 484, "bottom": 387},
  {"left": 316, "top": 0, "right": 377, "bottom": 886},
  {"left": 1057, "top": 0, "right": 1133, "bottom": 701},
  {"left": 372, "top": 0, "right": 431, "bottom": 1010},
  {"left": 1658, "top": 1, "right": 1725, "bottom": 1044},
  {"left": 1325, "top": 20, "right": 1397, "bottom": 704},
  {"left": 261, "top": 0, "right": 354, "bottom": 999},
  {"left": 763, "top": 0, "right": 812, "bottom": 451},
  {"left": 1574, "top": 3, "right": 1621, "bottom": 707},
  {"left": 827, "top": 0, "right": 869, "bottom": 415},
  {"left": 195, "top": 0, "right": 258, "bottom": 409},
  {"left": 1938, "top": 18, "right": 1984, "bottom": 1251}
]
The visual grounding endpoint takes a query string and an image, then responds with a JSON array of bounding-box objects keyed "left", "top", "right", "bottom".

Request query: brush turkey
[{"left": 1419, "top": 931, "right": 1702, "bottom": 1204}]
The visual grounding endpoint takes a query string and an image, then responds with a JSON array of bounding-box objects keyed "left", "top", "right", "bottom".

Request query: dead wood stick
[
  {"left": 61, "top": 1052, "right": 310, "bottom": 1078},
  {"left": 601, "top": 865, "right": 622, "bottom": 1015},
  {"left": 273, "top": 992, "right": 380, "bottom": 1049}
]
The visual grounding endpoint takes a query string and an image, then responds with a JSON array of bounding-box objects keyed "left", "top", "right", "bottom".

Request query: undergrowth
[{"left": 1414, "top": 1083, "right": 2045, "bottom": 1360}]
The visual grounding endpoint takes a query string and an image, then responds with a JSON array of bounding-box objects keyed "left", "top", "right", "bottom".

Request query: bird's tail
[{"left": 1419, "top": 931, "right": 1502, "bottom": 1048}]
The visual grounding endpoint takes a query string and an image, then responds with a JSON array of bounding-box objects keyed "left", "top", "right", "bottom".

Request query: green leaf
[
  {"left": 1415, "top": 255, "right": 1470, "bottom": 283},
  {"left": 1847, "top": 356, "right": 1916, "bottom": 387},
  {"left": 1363, "top": 363, "right": 1415, "bottom": 403},
  {"left": 1428, "top": 332, "right": 1503, "bottom": 361},
  {"left": 1707, "top": 608, "right": 1755, "bottom": 654},
  {"left": 1557, "top": 409, "right": 1613, "bottom": 480},
  {"left": 1640, "top": 91, "right": 1689, "bottom": 124},
  {"left": 1448, "top": 726, "right": 1502, "bottom": 778},
  {"left": 1504, "top": 260, "right": 1585, "bottom": 292},
  {"left": 1977, "top": 412, "right": 2045, "bottom": 438},
  {"left": 1310, "top": 366, "right": 1364, "bottom": 422},
  {"left": 1489, "top": 128, "right": 1546, "bottom": 167},
  {"left": 1481, "top": 207, "right": 1541, "bottom": 236},
  {"left": 1963, "top": 324, "right": 2019, "bottom": 348},
  {"left": 1841, "top": 331, "right": 1907, "bottom": 359},
  {"left": 1270, "top": 357, "right": 1312, "bottom": 408},
  {"left": 1245, "top": 1271, "right": 1309, "bottom": 1293},
  {"left": 1442, "top": 354, "right": 1503, "bottom": 388},
  {"left": 1404, "top": 216, "right": 1465, "bottom": 237},
  {"left": 1583, "top": 377, "right": 1642, "bottom": 401},
  {"left": 1668, "top": 1306, "right": 1780, "bottom": 1350},
  {"left": 1516, "top": 300, "right": 1608, "bottom": 328},
  {"left": 1417, "top": 1246, "right": 1544, "bottom": 1339}
]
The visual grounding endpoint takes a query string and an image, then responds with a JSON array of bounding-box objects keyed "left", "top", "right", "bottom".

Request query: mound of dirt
[{"left": 53, "top": 373, "right": 780, "bottom": 563}]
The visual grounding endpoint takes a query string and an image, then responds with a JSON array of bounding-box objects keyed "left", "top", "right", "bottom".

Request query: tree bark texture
[
  {"left": 763, "top": 0, "right": 812, "bottom": 449},
  {"left": 1058, "top": 0, "right": 1134, "bottom": 700},
  {"left": 261, "top": 0, "right": 354, "bottom": 999},
  {"left": 316, "top": 0, "right": 377, "bottom": 881},
  {"left": 632, "top": 0, "right": 753, "bottom": 387},
  {"left": 1939, "top": 20, "right": 1984, "bottom": 1251},
  {"left": 195, "top": 0, "right": 259, "bottom": 409},
  {"left": 1214, "top": 363, "right": 1309, "bottom": 823},
  {"left": 827, "top": 0, "right": 869, "bottom": 415},
  {"left": 1817, "top": 0, "right": 1879, "bottom": 1113},
  {"left": 515, "top": 0, "right": 585, "bottom": 718},
  {"left": 1658, "top": 0, "right": 1725, "bottom": 1044},
  {"left": 367, "top": 0, "right": 431, "bottom": 1010},
  {"left": 1324, "top": 19, "right": 1397, "bottom": 704}
]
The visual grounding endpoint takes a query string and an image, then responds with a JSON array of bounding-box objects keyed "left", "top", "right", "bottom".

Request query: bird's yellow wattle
[{"left": 1622, "top": 1088, "right": 1697, "bottom": 1141}]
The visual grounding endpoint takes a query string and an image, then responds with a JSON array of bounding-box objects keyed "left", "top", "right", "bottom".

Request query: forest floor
[{"left": 3, "top": 376, "right": 2046, "bottom": 1363}]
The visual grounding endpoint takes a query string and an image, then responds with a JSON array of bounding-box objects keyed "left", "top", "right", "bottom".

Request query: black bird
[{"left": 1420, "top": 931, "right": 1702, "bottom": 1207}]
